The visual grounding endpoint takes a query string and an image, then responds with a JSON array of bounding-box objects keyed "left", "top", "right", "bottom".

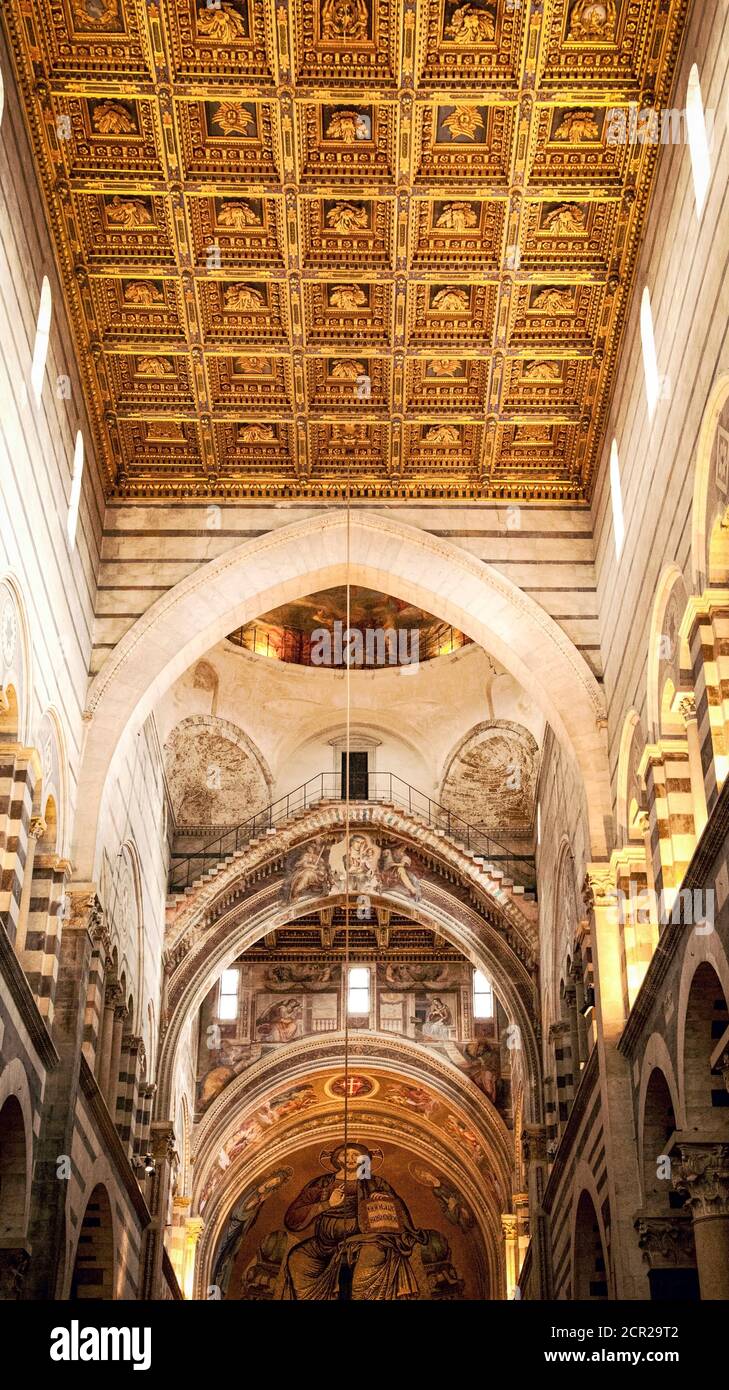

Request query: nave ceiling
[{"left": 4, "top": 0, "right": 691, "bottom": 500}]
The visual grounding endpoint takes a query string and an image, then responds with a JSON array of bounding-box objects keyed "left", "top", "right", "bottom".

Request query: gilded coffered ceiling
[{"left": 4, "top": 0, "right": 691, "bottom": 500}]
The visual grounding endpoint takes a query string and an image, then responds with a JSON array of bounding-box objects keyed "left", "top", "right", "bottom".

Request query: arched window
[
  {"left": 686, "top": 64, "right": 711, "bottom": 217},
  {"left": 610, "top": 439, "right": 625, "bottom": 559},
  {"left": 347, "top": 965, "right": 370, "bottom": 1015},
  {"left": 217, "top": 967, "right": 239, "bottom": 1021},
  {"left": 66, "top": 430, "right": 84, "bottom": 548},
  {"left": 473, "top": 969, "right": 493, "bottom": 1020},
  {"left": 30, "top": 276, "right": 52, "bottom": 407},
  {"left": 640, "top": 287, "right": 660, "bottom": 421}
]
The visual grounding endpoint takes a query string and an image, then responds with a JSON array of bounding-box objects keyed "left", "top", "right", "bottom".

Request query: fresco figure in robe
[{"left": 282, "top": 1144, "right": 428, "bottom": 1299}]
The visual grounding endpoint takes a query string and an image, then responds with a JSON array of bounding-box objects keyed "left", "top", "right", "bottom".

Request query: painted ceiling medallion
[
  {"left": 567, "top": 0, "right": 618, "bottom": 42},
  {"left": 326, "top": 203, "right": 369, "bottom": 233},
  {"left": 445, "top": 3, "right": 496, "bottom": 44},
  {"left": 436, "top": 203, "right": 478, "bottom": 231},
  {"left": 320, "top": 0, "right": 369, "bottom": 41},
  {"left": 442, "top": 106, "right": 484, "bottom": 142}
]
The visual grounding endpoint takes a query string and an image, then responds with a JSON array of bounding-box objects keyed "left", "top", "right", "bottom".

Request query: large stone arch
[
  {"left": 158, "top": 805, "right": 542, "bottom": 1128},
  {"left": 76, "top": 511, "right": 610, "bottom": 878}
]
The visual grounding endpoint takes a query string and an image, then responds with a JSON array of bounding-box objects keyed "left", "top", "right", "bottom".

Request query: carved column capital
[
  {"left": 28, "top": 815, "right": 47, "bottom": 840},
  {"left": 679, "top": 694, "right": 697, "bottom": 725},
  {"left": 501, "top": 1213, "right": 518, "bottom": 1240},
  {"left": 634, "top": 1212, "right": 695, "bottom": 1267},
  {"left": 521, "top": 1124, "right": 548, "bottom": 1165},
  {"left": 672, "top": 1144, "right": 729, "bottom": 1219},
  {"left": 582, "top": 866, "right": 615, "bottom": 913}
]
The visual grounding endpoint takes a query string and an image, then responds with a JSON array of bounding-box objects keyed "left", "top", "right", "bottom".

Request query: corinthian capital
[
  {"left": 672, "top": 1143, "right": 729, "bottom": 1219},
  {"left": 583, "top": 866, "right": 615, "bottom": 913}
]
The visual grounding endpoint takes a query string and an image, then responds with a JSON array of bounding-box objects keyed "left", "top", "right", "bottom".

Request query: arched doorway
[
  {"left": 572, "top": 1190, "right": 608, "bottom": 1299},
  {"left": 0, "top": 1095, "right": 29, "bottom": 1298},
  {"left": 682, "top": 962, "right": 729, "bottom": 1127},
  {"left": 639, "top": 1068, "right": 698, "bottom": 1300},
  {"left": 70, "top": 1184, "right": 115, "bottom": 1300}
]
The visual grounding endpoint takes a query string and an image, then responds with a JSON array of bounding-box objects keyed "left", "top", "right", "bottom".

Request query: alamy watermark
[
  {"left": 606, "top": 105, "right": 716, "bottom": 148},
  {"left": 310, "top": 621, "right": 420, "bottom": 669},
  {"left": 612, "top": 880, "right": 714, "bottom": 934}
]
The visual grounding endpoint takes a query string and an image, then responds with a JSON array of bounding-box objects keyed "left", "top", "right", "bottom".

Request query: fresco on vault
[{"left": 212, "top": 1141, "right": 486, "bottom": 1299}]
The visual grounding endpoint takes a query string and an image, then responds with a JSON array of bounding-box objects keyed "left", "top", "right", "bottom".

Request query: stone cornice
[{"left": 0, "top": 924, "right": 59, "bottom": 1071}]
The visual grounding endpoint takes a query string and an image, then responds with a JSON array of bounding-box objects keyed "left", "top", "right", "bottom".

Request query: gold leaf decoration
[
  {"left": 212, "top": 102, "right": 255, "bottom": 136},
  {"left": 123, "top": 281, "right": 163, "bottom": 306},
  {"left": 331, "top": 359, "right": 366, "bottom": 380},
  {"left": 442, "top": 106, "right": 485, "bottom": 142},
  {"left": 137, "top": 357, "right": 174, "bottom": 377},
  {"left": 553, "top": 110, "right": 601, "bottom": 142},
  {"left": 532, "top": 287, "right": 573, "bottom": 313},
  {"left": 217, "top": 201, "right": 261, "bottom": 229},
  {"left": 329, "top": 284, "right": 367, "bottom": 311},
  {"left": 425, "top": 425, "right": 460, "bottom": 444},
  {"left": 428, "top": 359, "right": 463, "bottom": 377},
  {"left": 238, "top": 423, "right": 275, "bottom": 442},
  {"left": 321, "top": 0, "right": 369, "bottom": 41},
  {"left": 197, "top": 3, "right": 248, "bottom": 43},
  {"left": 325, "top": 110, "right": 369, "bottom": 142},
  {"left": 326, "top": 203, "right": 369, "bottom": 233},
  {"left": 92, "top": 101, "right": 137, "bottom": 135},
  {"left": 436, "top": 202, "right": 479, "bottom": 231},
  {"left": 567, "top": 0, "right": 618, "bottom": 42},
  {"left": 445, "top": 3, "right": 496, "bottom": 44},
  {"left": 224, "top": 284, "right": 266, "bottom": 312},
  {"left": 106, "top": 196, "right": 153, "bottom": 227},
  {"left": 543, "top": 203, "right": 586, "bottom": 235},
  {"left": 431, "top": 287, "right": 470, "bottom": 314},
  {"left": 523, "top": 360, "right": 561, "bottom": 382}
]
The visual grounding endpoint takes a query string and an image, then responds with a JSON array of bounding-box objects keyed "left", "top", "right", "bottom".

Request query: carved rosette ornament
[{"left": 672, "top": 1144, "right": 729, "bottom": 1219}]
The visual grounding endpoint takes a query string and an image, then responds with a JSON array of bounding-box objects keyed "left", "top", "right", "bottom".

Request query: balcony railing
[{"left": 168, "top": 770, "right": 536, "bottom": 895}]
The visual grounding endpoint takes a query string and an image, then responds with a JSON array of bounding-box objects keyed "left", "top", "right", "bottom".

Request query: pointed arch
[{"left": 75, "top": 511, "right": 610, "bottom": 879}]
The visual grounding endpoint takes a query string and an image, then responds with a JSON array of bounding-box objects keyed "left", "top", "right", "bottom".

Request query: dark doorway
[{"left": 341, "top": 751, "right": 369, "bottom": 800}]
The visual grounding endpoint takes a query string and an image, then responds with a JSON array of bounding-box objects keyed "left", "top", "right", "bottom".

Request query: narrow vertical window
[
  {"left": 30, "top": 276, "right": 52, "bottom": 407},
  {"left": 348, "top": 965, "right": 370, "bottom": 1015},
  {"left": 640, "top": 287, "right": 660, "bottom": 421},
  {"left": 473, "top": 969, "right": 494, "bottom": 1020},
  {"left": 0, "top": 67, "right": 4, "bottom": 126},
  {"left": 217, "top": 968, "right": 239, "bottom": 1021},
  {"left": 610, "top": 439, "right": 625, "bottom": 559},
  {"left": 686, "top": 64, "right": 711, "bottom": 217},
  {"left": 67, "top": 430, "right": 84, "bottom": 548}
]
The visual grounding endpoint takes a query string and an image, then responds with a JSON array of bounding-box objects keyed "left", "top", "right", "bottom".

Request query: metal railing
[{"left": 168, "top": 770, "right": 536, "bottom": 894}]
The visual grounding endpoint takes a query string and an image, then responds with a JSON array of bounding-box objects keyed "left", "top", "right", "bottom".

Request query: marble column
[{"left": 672, "top": 1142, "right": 729, "bottom": 1300}]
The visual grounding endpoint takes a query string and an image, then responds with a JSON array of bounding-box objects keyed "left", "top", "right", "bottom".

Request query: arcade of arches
[{"left": 2, "top": 0, "right": 729, "bottom": 1305}]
